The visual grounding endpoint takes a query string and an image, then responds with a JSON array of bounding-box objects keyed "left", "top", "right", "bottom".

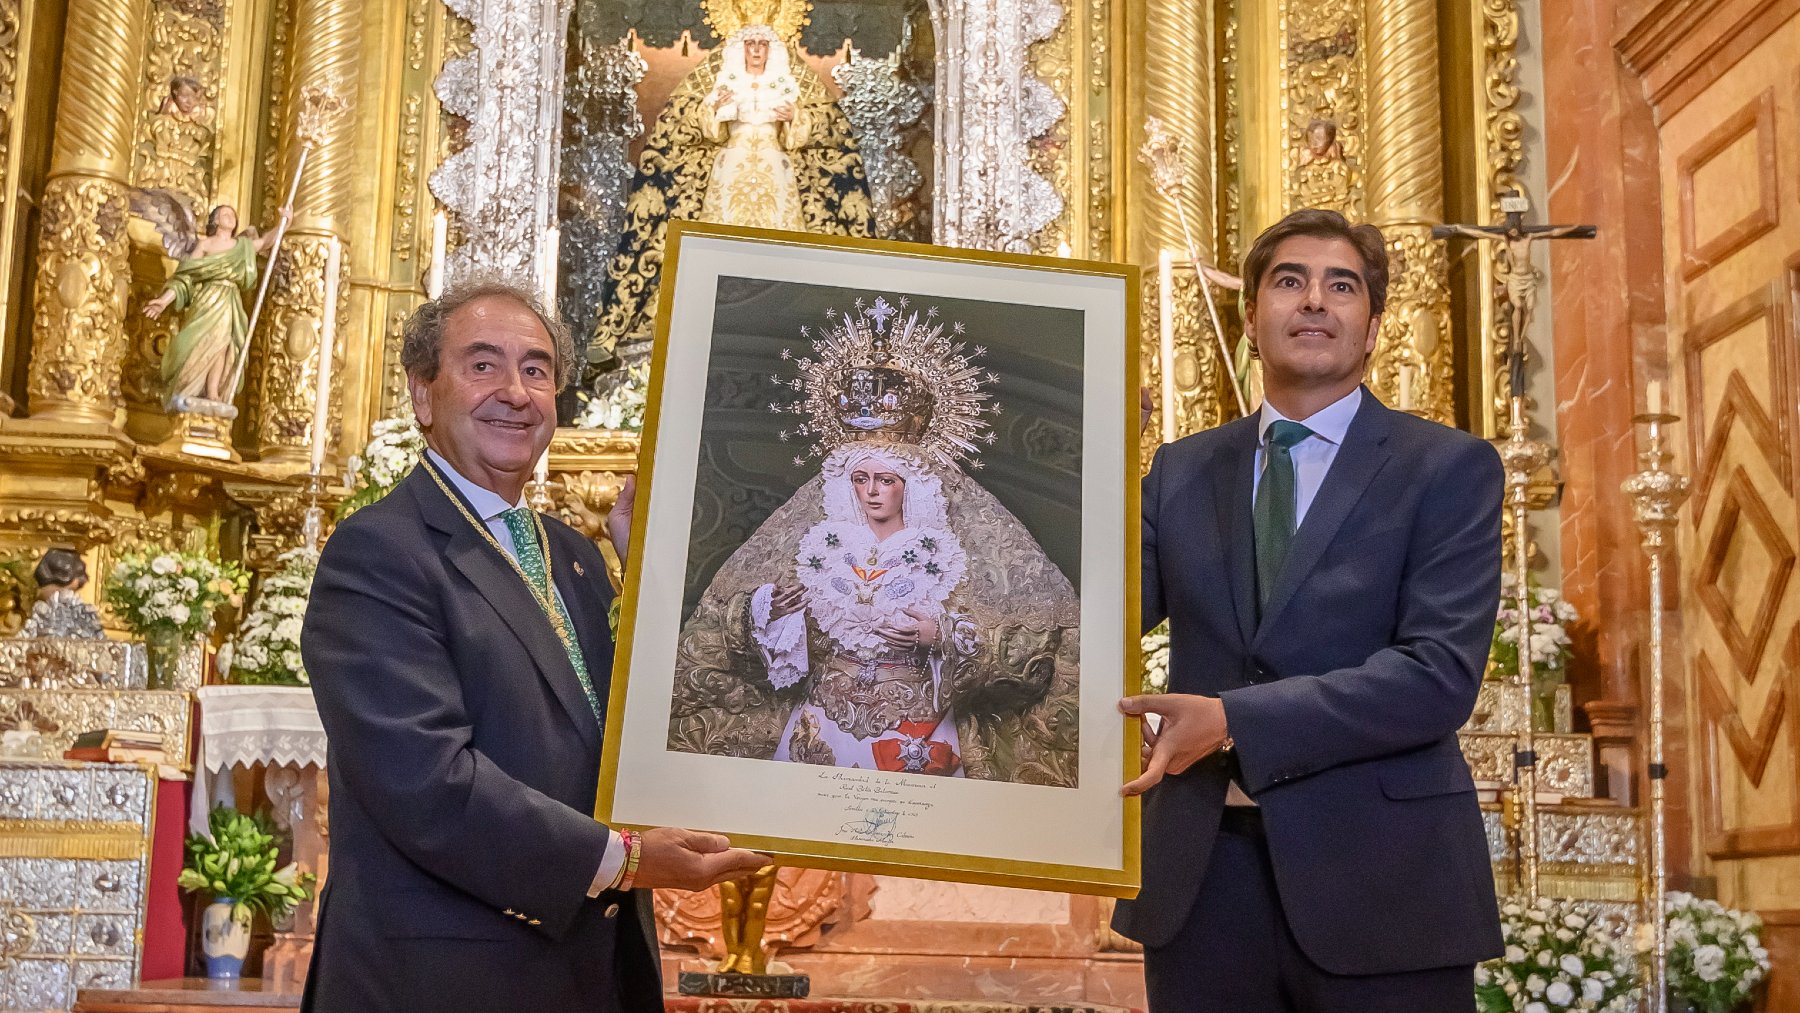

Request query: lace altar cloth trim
[{"left": 194, "top": 686, "right": 325, "bottom": 773}]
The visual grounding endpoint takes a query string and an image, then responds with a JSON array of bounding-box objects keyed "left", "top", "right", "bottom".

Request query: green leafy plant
[{"left": 179, "top": 806, "right": 314, "bottom": 921}]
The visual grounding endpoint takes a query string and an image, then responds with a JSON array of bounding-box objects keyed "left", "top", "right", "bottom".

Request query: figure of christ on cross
[{"left": 1432, "top": 192, "right": 1596, "bottom": 399}]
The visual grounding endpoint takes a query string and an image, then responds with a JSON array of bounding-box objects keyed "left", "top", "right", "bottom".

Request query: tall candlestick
[
  {"left": 427, "top": 210, "right": 447, "bottom": 299},
  {"left": 310, "top": 237, "right": 341, "bottom": 476},
  {"left": 1158, "top": 250, "right": 1177, "bottom": 441},
  {"left": 534, "top": 447, "right": 550, "bottom": 485},
  {"left": 540, "top": 226, "right": 561, "bottom": 317}
]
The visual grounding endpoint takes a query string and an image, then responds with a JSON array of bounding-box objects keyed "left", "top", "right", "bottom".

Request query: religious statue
[
  {"left": 1432, "top": 192, "right": 1596, "bottom": 397},
  {"left": 1294, "top": 117, "right": 1353, "bottom": 215},
  {"left": 667, "top": 296, "right": 1080, "bottom": 788},
  {"left": 134, "top": 76, "right": 216, "bottom": 203},
  {"left": 590, "top": 0, "right": 876, "bottom": 369},
  {"left": 131, "top": 189, "right": 290, "bottom": 416},
  {"left": 17, "top": 549, "right": 104, "bottom": 640}
]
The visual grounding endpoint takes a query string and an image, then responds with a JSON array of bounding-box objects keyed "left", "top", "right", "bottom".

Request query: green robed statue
[{"left": 133, "top": 188, "right": 289, "bottom": 415}]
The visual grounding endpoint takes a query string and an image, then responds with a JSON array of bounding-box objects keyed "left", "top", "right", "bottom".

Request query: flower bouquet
[
  {"left": 1491, "top": 575, "right": 1581, "bottom": 729},
  {"left": 1666, "top": 892, "right": 1770, "bottom": 1013},
  {"left": 104, "top": 548, "right": 247, "bottom": 639},
  {"left": 180, "top": 805, "right": 315, "bottom": 978},
  {"left": 224, "top": 548, "right": 317, "bottom": 686},
  {"left": 338, "top": 413, "right": 426, "bottom": 518},
  {"left": 1475, "top": 897, "right": 1637, "bottom": 1012},
  {"left": 573, "top": 363, "right": 649, "bottom": 432}
]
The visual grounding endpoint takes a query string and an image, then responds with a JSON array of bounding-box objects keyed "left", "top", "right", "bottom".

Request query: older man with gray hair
[{"left": 301, "top": 282, "right": 765, "bottom": 1012}]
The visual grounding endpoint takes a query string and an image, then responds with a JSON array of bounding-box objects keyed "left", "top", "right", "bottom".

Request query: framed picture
[{"left": 598, "top": 221, "right": 1141, "bottom": 896}]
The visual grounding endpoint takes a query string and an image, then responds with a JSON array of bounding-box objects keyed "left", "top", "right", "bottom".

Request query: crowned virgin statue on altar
[
  {"left": 667, "top": 296, "right": 1081, "bottom": 788},
  {"left": 591, "top": 0, "right": 876, "bottom": 365}
]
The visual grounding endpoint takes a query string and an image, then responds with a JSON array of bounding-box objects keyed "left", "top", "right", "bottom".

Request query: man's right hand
[{"left": 632, "top": 827, "right": 768, "bottom": 892}]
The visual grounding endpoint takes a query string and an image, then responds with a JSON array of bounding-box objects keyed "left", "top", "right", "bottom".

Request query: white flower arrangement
[
  {"left": 224, "top": 548, "right": 318, "bottom": 686},
  {"left": 338, "top": 413, "right": 426, "bottom": 517},
  {"left": 1491, "top": 574, "right": 1580, "bottom": 681},
  {"left": 103, "top": 548, "right": 247, "bottom": 639},
  {"left": 573, "top": 365, "right": 648, "bottom": 433},
  {"left": 1666, "top": 892, "right": 1770, "bottom": 1012},
  {"left": 1476, "top": 897, "right": 1637, "bottom": 1013},
  {"left": 1142, "top": 621, "right": 1170, "bottom": 694}
]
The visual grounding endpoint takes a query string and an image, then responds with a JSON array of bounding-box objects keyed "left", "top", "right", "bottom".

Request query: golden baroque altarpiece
[{"left": 0, "top": 0, "right": 1642, "bottom": 990}]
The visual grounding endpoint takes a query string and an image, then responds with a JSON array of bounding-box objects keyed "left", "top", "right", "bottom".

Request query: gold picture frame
[{"left": 596, "top": 221, "right": 1142, "bottom": 897}]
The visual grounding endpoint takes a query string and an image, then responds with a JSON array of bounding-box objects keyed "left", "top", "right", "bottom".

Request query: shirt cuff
[{"left": 587, "top": 830, "right": 627, "bottom": 898}]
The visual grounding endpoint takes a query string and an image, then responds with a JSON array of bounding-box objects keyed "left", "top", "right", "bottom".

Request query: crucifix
[{"left": 1431, "top": 191, "right": 1596, "bottom": 400}]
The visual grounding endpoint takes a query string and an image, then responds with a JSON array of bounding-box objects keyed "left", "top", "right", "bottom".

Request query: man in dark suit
[
  {"left": 1113, "top": 209, "right": 1505, "bottom": 1012},
  {"left": 301, "top": 284, "right": 766, "bottom": 1012}
]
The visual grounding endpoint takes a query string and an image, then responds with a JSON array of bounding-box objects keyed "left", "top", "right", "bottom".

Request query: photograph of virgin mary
[{"left": 666, "top": 280, "right": 1083, "bottom": 788}]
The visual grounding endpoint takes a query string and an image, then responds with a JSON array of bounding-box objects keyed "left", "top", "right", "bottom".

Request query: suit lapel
[
  {"left": 1253, "top": 392, "right": 1395, "bottom": 644},
  {"left": 412, "top": 467, "right": 603, "bottom": 751},
  {"left": 1210, "top": 418, "right": 1259, "bottom": 646}
]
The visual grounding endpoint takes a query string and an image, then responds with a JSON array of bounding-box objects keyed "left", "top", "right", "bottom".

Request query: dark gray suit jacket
[
  {"left": 1113, "top": 390, "right": 1506, "bottom": 975},
  {"left": 300, "top": 464, "right": 660, "bottom": 1012}
]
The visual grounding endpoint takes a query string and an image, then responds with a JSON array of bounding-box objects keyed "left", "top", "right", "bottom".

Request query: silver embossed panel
[
  {"left": 0, "top": 761, "right": 155, "bottom": 1013},
  {"left": 1459, "top": 731, "right": 1594, "bottom": 798}
]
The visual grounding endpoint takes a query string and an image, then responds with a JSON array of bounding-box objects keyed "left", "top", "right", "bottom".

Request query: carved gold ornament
[{"left": 702, "top": 0, "right": 811, "bottom": 42}]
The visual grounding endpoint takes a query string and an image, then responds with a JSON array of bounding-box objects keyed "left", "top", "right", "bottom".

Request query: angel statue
[
  {"left": 667, "top": 296, "right": 1081, "bottom": 788},
  {"left": 590, "top": 0, "right": 875, "bottom": 370},
  {"left": 132, "top": 189, "right": 289, "bottom": 416}
]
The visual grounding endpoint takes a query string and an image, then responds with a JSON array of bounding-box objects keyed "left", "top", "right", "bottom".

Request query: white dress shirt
[
  {"left": 1226, "top": 386, "right": 1362, "bottom": 807},
  {"left": 1251, "top": 386, "right": 1362, "bottom": 526},
  {"left": 425, "top": 450, "right": 628, "bottom": 895}
]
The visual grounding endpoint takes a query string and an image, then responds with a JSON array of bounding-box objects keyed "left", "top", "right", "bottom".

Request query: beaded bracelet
[{"left": 616, "top": 829, "right": 643, "bottom": 891}]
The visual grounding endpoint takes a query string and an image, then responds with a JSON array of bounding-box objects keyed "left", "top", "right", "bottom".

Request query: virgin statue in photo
[{"left": 668, "top": 296, "right": 1081, "bottom": 788}]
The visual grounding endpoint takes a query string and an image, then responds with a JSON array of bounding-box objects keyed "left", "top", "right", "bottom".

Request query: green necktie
[
  {"left": 500, "top": 507, "right": 602, "bottom": 723},
  {"left": 1254, "top": 420, "right": 1314, "bottom": 611}
]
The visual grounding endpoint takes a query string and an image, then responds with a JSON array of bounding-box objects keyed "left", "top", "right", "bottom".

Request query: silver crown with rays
[{"left": 773, "top": 295, "right": 1002, "bottom": 469}]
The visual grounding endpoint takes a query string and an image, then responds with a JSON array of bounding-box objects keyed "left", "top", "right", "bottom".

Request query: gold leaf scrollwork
[
  {"left": 28, "top": 178, "right": 133, "bottom": 418},
  {"left": 250, "top": 234, "right": 346, "bottom": 459}
]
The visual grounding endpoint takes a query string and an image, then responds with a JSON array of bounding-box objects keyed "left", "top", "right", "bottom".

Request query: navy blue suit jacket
[
  {"left": 1113, "top": 390, "right": 1506, "bottom": 976},
  {"left": 301, "top": 465, "right": 660, "bottom": 1012}
]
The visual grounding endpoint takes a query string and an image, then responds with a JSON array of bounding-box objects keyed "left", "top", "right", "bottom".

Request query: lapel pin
[{"left": 573, "top": 560, "right": 586, "bottom": 576}]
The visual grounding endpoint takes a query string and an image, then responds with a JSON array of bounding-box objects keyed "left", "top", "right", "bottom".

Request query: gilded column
[
  {"left": 1362, "top": 0, "right": 1452, "bottom": 423},
  {"left": 24, "top": 0, "right": 151, "bottom": 424},
  {"left": 250, "top": 0, "right": 359, "bottom": 465},
  {"left": 1135, "top": 0, "right": 1224, "bottom": 434}
]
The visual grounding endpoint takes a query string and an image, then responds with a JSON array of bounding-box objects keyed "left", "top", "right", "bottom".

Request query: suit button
[
  {"left": 528, "top": 918, "right": 542, "bottom": 926},
  {"left": 502, "top": 908, "right": 516, "bottom": 916},
  {"left": 604, "top": 903, "right": 620, "bottom": 918}
]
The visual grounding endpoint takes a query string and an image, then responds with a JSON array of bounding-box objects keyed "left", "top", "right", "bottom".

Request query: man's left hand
[
  {"left": 1118, "top": 693, "right": 1229, "bottom": 796},
  {"left": 607, "top": 474, "right": 636, "bottom": 565}
]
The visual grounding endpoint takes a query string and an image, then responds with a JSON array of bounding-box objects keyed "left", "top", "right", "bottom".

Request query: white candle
[
  {"left": 310, "top": 236, "right": 341, "bottom": 476},
  {"left": 540, "top": 225, "right": 561, "bottom": 315},
  {"left": 1646, "top": 379, "right": 1663, "bottom": 415},
  {"left": 1158, "top": 250, "right": 1177, "bottom": 440},
  {"left": 1398, "top": 363, "right": 1415, "bottom": 411},
  {"left": 427, "top": 210, "right": 447, "bottom": 299},
  {"left": 534, "top": 447, "right": 550, "bottom": 486}
]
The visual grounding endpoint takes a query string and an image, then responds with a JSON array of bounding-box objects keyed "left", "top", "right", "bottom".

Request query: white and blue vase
[{"left": 201, "top": 898, "right": 252, "bottom": 979}]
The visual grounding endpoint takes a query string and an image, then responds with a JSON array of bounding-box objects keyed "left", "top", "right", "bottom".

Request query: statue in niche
[
  {"left": 590, "top": 0, "right": 876, "bottom": 372},
  {"left": 1293, "top": 117, "right": 1352, "bottom": 216},
  {"left": 18, "top": 549, "right": 104, "bottom": 640},
  {"left": 131, "top": 189, "right": 289, "bottom": 416},
  {"left": 135, "top": 76, "right": 216, "bottom": 204}
]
